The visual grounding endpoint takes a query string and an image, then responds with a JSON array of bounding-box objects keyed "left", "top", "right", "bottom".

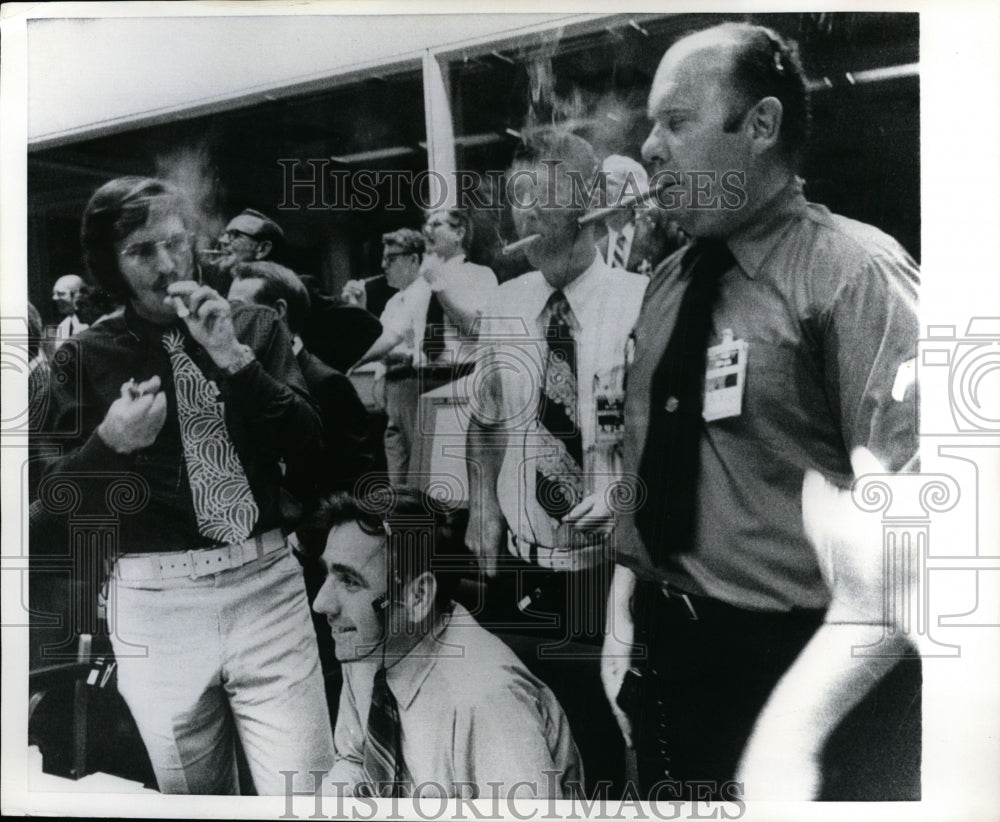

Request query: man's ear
[
  {"left": 747, "top": 96, "right": 783, "bottom": 152},
  {"left": 274, "top": 297, "right": 288, "bottom": 323},
  {"left": 254, "top": 240, "right": 273, "bottom": 260},
  {"left": 403, "top": 571, "right": 437, "bottom": 624}
]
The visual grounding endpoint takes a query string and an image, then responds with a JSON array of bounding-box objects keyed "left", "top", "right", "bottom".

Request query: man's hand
[
  {"left": 419, "top": 252, "right": 445, "bottom": 288},
  {"left": 803, "top": 446, "right": 890, "bottom": 622},
  {"left": 341, "top": 280, "right": 368, "bottom": 309},
  {"left": 166, "top": 282, "right": 247, "bottom": 370},
  {"left": 464, "top": 508, "right": 507, "bottom": 577},
  {"left": 563, "top": 492, "right": 615, "bottom": 536},
  {"left": 97, "top": 376, "right": 167, "bottom": 454}
]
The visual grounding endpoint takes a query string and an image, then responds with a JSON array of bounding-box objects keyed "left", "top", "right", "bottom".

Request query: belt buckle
[
  {"left": 662, "top": 584, "right": 699, "bottom": 621},
  {"left": 187, "top": 548, "right": 210, "bottom": 580}
]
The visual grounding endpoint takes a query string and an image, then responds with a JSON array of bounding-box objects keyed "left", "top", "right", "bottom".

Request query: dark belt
[
  {"left": 637, "top": 579, "right": 826, "bottom": 624},
  {"left": 384, "top": 362, "right": 475, "bottom": 382}
]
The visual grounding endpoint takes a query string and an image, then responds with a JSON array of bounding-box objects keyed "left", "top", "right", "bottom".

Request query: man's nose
[
  {"left": 641, "top": 126, "right": 667, "bottom": 165},
  {"left": 312, "top": 578, "right": 340, "bottom": 616},
  {"left": 153, "top": 243, "right": 177, "bottom": 273}
]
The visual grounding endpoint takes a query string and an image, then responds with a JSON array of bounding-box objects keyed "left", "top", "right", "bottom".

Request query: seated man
[
  {"left": 228, "top": 260, "right": 373, "bottom": 500},
  {"left": 301, "top": 488, "right": 583, "bottom": 799}
]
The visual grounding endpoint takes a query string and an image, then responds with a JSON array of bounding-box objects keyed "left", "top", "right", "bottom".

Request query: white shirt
[
  {"left": 53, "top": 314, "right": 88, "bottom": 349},
  {"left": 477, "top": 255, "right": 647, "bottom": 563},
  {"left": 327, "top": 604, "right": 582, "bottom": 798},
  {"left": 380, "top": 255, "right": 497, "bottom": 367}
]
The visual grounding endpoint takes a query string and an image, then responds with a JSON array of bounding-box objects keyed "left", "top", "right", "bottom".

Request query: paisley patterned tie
[
  {"left": 535, "top": 290, "right": 584, "bottom": 520},
  {"left": 162, "top": 329, "right": 258, "bottom": 544}
]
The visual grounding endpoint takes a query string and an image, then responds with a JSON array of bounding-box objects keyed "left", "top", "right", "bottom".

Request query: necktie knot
[
  {"left": 546, "top": 290, "right": 573, "bottom": 327},
  {"left": 681, "top": 239, "right": 735, "bottom": 283}
]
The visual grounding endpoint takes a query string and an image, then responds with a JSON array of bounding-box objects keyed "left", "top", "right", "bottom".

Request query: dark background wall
[{"left": 27, "top": 12, "right": 918, "bottom": 324}]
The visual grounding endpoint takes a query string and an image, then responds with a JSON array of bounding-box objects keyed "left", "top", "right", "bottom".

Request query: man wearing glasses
[
  {"left": 37, "top": 177, "right": 334, "bottom": 794},
  {"left": 349, "top": 225, "right": 496, "bottom": 485},
  {"left": 213, "top": 208, "right": 285, "bottom": 281}
]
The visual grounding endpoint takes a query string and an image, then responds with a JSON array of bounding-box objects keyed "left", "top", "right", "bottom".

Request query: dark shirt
[
  {"left": 294, "top": 347, "right": 373, "bottom": 498},
  {"left": 616, "top": 178, "right": 920, "bottom": 610},
  {"left": 38, "top": 303, "right": 323, "bottom": 554}
]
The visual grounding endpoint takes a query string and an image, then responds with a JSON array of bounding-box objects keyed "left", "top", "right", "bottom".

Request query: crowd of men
[{"left": 29, "top": 23, "right": 921, "bottom": 802}]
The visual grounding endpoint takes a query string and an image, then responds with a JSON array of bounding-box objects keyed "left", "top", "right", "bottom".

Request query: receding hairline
[
  {"left": 649, "top": 29, "right": 747, "bottom": 113},
  {"left": 54, "top": 274, "right": 84, "bottom": 289}
]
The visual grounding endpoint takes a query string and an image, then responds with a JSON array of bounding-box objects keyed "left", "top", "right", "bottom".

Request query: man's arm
[
  {"left": 601, "top": 563, "right": 637, "bottom": 747},
  {"left": 737, "top": 449, "right": 913, "bottom": 799},
  {"left": 325, "top": 672, "right": 365, "bottom": 795},
  {"left": 218, "top": 301, "right": 324, "bottom": 464},
  {"left": 314, "top": 369, "right": 374, "bottom": 491},
  {"left": 737, "top": 250, "right": 920, "bottom": 799},
  {"left": 424, "top": 261, "right": 498, "bottom": 338},
  {"left": 456, "top": 675, "right": 582, "bottom": 798},
  {"left": 464, "top": 344, "right": 507, "bottom": 576},
  {"left": 351, "top": 327, "right": 404, "bottom": 370}
]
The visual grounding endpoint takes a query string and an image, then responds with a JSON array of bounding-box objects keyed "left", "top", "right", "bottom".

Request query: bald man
[
  {"left": 604, "top": 22, "right": 920, "bottom": 800},
  {"left": 595, "top": 155, "right": 684, "bottom": 276},
  {"left": 51, "top": 274, "right": 88, "bottom": 349}
]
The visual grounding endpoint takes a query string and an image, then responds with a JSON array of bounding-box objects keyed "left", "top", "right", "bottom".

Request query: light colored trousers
[
  {"left": 383, "top": 376, "right": 419, "bottom": 486},
  {"left": 108, "top": 546, "right": 334, "bottom": 794}
]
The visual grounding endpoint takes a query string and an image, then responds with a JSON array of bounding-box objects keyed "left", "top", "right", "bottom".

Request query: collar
[
  {"left": 536, "top": 252, "right": 604, "bottom": 323},
  {"left": 725, "top": 176, "right": 808, "bottom": 280},
  {"left": 122, "top": 303, "right": 184, "bottom": 342},
  {"left": 291, "top": 334, "right": 304, "bottom": 356},
  {"left": 384, "top": 603, "right": 460, "bottom": 711}
]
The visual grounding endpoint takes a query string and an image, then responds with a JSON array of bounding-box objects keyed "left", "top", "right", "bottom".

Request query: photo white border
[{"left": 2, "top": 1, "right": 998, "bottom": 819}]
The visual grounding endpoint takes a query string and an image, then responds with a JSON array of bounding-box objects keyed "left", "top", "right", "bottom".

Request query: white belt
[{"left": 115, "top": 529, "right": 286, "bottom": 581}]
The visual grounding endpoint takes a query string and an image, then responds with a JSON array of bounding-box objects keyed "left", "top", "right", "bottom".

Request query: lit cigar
[
  {"left": 577, "top": 184, "right": 665, "bottom": 227},
  {"left": 502, "top": 234, "right": 542, "bottom": 256}
]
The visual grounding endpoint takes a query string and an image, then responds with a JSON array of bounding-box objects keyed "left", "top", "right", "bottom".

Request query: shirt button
[{"left": 665, "top": 396, "right": 679, "bottom": 413}]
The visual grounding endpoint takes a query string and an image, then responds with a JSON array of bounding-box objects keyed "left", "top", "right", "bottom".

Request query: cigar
[
  {"left": 577, "top": 184, "right": 665, "bottom": 227},
  {"left": 170, "top": 296, "right": 190, "bottom": 318},
  {"left": 197, "top": 248, "right": 227, "bottom": 259},
  {"left": 502, "top": 234, "right": 542, "bottom": 255}
]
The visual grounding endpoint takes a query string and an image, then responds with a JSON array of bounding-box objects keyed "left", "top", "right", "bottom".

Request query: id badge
[
  {"left": 594, "top": 366, "right": 626, "bottom": 445},
  {"left": 703, "top": 329, "right": 748, "bottom": 422}
]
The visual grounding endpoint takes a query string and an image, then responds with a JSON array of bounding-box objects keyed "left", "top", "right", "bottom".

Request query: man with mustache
[{"left": 38, "top": 177, "right": 334, "bottom": 794}]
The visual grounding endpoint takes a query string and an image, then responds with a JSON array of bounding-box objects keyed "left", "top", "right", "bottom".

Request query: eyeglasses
[
  {"left": 218, "top": 229, "right": 259, "bottom": 245},
  {"left": 381, "top": 251, "right": 411, "bottom": 262},
  {"left": 119, "top": 232, "right": 192, "bottom": 262}
]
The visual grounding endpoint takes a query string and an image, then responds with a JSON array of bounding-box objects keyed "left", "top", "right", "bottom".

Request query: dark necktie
[
  {"left": 162, "top": 329, "right": 259, "bottom": 544},
  {"left": 634, "top": 239, "right": 734, "bottom": 559},
  {"left": 611, "top": 230, "right": 629, "bottom": 269},
  {"left": 535, "top": 290, "right": 584, "bottom": 520},
  {"left": 360, "top": 666, "right": 408, "bottom": 797},
  {"left": 422, "top": 293, "right": 447, "bottom": 362}
]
